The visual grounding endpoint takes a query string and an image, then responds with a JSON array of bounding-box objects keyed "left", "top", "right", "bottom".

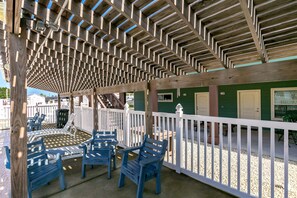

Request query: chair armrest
[
  {"left": 55, "top": 153, "right": 63, "bottom": 169},
  {"left": 119, "top": 146, "right": 142, "bottom": 154},
  {"left": 46, "top": 149, "right": 66, "bottom": 156},
  {"left": 139, "top": 157, "right": 161, "bottom": 167},
  {"left": 79, "top": 138, "right": 92, "bottom": 148}
]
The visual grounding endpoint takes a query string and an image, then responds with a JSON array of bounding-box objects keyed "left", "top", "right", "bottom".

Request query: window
[
  {"left": 271, "top": 88, "right": 297, "bottom": 120},
  {"left": 158, "top": 93, "right": 173, "bottom": 102}
]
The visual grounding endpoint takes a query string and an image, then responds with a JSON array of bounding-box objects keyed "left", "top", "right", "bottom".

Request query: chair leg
[
  {"left": 156, "top": 173, "right": 161, "bottom": 194},
  {"left": 137, "top": 174, "right": 145, "bottom": 198},
  {"left": 59, "top": 171, "right": 66, "bottom": 190},
  {"left": 28, "top": 185, "right": 32, "bottom": 198},
  {"left": 108, "top": 160, "right": 111, "bottom": 179},
  {"left": 113, "top": 155, "right": 116, "bottom": 170},
  {"left": 118, "top": 172, "right": 126, "bottom": 188},
  {"left": 82, "top": 164, "right": 86, "bottom": 178}
]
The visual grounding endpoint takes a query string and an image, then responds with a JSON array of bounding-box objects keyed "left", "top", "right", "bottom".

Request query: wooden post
[
  {"left": 208, "top": 85, "right": 219, "bottom": 145},
  {"left": 145, "top": 81, "right": 158, "bottom": 137},
  {"left": 78, "top": 96, "right": 83, "bottom": 106},
  {"left": 69, "top": 94, "right": 74, "bottom": 114},
  {"left": 9, "top": 20, "right": 28, "bottom": 198},
  {"left": 93, "top": 88, "right": 98, "bottom": 130},
  {"left": 88, "top": 95, "right": 93, "bottom": 107},
  {"left": 57, "top": 94, "right": 61, "bottom": 109}
]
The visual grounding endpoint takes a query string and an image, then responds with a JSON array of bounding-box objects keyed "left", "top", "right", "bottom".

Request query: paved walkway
[{"left": 0, "top": 130, "right": 10, "bottom": 198}]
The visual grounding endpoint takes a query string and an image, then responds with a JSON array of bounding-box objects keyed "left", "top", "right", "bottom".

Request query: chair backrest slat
[
  {"left": 138, "top": 135, "right": 168, "bottom": 162},
  {"left": 92, "top": 129, "right": 117, "bottom": 150}
]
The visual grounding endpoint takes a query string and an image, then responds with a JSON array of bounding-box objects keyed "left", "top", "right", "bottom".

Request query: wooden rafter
[
  {"left": 104, "top": 0, "right": 198, "bottom": 74},
  {"left": 23, "top": 0, "right": 164, "bottom": 79},
  {"left": 239, "top": 0, "right": 268, "bottom": 63},
  {"left": 53, "top": 0, "right": 176, "bottom": 76},
  {"left": 164, "top": 0, "right": 228, "bottom": 69}
]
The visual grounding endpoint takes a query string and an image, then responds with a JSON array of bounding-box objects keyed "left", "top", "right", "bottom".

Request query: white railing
[
  {"left": 0, "top": 104, "right": 58, "bottom": 130},
  {"left": 74, "top": 106, "right": 93, "bottom": 133},
  {"left": 152, "top": 104, "right": 296, "bottom": 198},
  {"left": 72, "top": 103, "right": 296, "bottom": 198}
]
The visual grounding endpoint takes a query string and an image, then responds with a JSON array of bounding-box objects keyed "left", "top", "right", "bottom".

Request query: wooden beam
[
  {"left": 6, "top": 0, "right": 22, "bottom": 34},
  {"left": 239, "top": 0, "right": 268, "bottom": 63},
  {"left": 119, "top": 93, "right": 126, "bottom": 105},
  {"left": 72, "top": 89, "right": 93, "bottom": 97},
  {"left": 9, "top": 20, "right": 28, "bottom": 197},
  {"left": 60, "top": 92, "right": 71, "bottom": 97},
  {"left": 93, "top": 88, "right": 98, "bottom": 130},
  {"left": 96, "top": 81, "right": 147, "bottom": 95},
  {"left": 153, "top": 60, "right": 297, "bottom": 90}
]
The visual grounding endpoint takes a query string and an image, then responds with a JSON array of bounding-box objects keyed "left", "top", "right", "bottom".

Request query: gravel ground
[{"left": 164, "top": 139, "right": 297, "bottom": 198}]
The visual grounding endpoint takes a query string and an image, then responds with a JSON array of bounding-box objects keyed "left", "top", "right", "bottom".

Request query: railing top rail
[
  {"left": 99, "top": 108, "right": 125, "bottom": 113},
  {"left": 153, "top": 112, "right": 176, "bottom": 117},
  {"left": 183, "top": 114, "right": 297, "bottom": 130},
  {"left": 128, "top": 110, "right": 146, "bottom": 115}
]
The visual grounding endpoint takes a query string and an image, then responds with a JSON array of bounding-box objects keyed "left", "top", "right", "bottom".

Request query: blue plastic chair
[
  {"left": 80, "top": 129, "right": 118, "bottom": 179},
  {"left": 28, "top": 114, "right": 46, "bottom": 131},
  {"left": 4, "top": 138, "right": 66, "bottom": 198},
  {"left": 118, "top": 135, "right": 168, "bottom": 198},
  {"left": 27, "top": 112, "right": 40, "bottom": 124}
]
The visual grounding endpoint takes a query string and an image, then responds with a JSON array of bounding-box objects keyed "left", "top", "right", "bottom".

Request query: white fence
[
  {"left": 0, "top": 104, "right": 58, "bottom": 129},
  {"left": 73, "top": 104, "right": 296, "bottom": 198}
]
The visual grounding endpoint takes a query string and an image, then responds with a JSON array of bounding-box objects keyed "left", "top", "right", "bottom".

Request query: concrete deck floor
[
  {"left": 0, "top": 129, "right": 233, "bottom": 198},
  {"left": 40, "top": 166, "right": 234, "bottom": 198}
]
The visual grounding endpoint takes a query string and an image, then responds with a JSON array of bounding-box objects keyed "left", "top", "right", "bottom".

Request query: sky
[{"left": 0, "top": 73, "right": 56, "bottom": 96}]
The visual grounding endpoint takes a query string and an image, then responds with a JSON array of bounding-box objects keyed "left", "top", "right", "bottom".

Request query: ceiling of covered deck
[{"left": 0, "top": 0, "right": 297, "bottom": 93}]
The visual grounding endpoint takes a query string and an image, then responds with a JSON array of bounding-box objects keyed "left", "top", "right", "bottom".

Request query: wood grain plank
[{"left": 9, "top": 20, "right": 28, "bottom": 198}]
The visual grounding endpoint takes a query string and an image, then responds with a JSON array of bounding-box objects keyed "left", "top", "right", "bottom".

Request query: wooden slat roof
[{"left": 1, "top": 0, "right": 297, "bottom": 93}]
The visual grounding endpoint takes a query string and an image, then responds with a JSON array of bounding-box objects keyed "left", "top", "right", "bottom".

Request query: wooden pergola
[{"left": 1, "top": 0, "right": 297, "bottom": 197}]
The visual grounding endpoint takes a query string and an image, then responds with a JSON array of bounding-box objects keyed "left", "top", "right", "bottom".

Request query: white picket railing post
[
  {"left": 123, "top": 103, "right": 130, "bottom": 147},
  {"left": 175, "top": 104, "right": 183, "bottom": 174},
  {"left": 98, "top": 106, "right": 101, "bottom": 130}
]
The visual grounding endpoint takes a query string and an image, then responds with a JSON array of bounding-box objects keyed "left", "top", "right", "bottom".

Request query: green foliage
[{"left": 0, "top": 87, "right": 9, "bottom": 99}]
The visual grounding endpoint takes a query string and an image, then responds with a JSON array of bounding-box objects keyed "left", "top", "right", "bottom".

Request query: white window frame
[
  {"left": 158, "top": 93, "right": 173, "bottom": 102},
  {"left": 271, "top": 87, "right": 297, "bottom": 121}
]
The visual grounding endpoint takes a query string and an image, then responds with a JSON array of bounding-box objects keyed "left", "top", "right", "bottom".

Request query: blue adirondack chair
[
  {"left": 4, "top": 138, "right": 66, "bottom": 198},
  {"left": 80, "top": 129, "right": 118, "bottom": 179},
  {"left": 28, "top": 114, "right": 46, "bottom": 132},
  {"left": 27, "top": 112, "right": 40, "bottom": 124},
  {"left": 118, "top": 135, "right": 168, "bottom": 198}
]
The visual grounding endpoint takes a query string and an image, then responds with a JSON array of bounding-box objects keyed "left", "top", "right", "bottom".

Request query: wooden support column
[
  {"left": 69, "top": 94, "right": 74, "bottom": 114},
  {"left": 57, "top": 94, "right": 61, "bottom": 109},
  {"left": 9, "top": 20, "right": 28, "bottom": 198},
  {"left": 93, "top": 88, "right": 98, "bottom": 130},
  {"left": 145, "top": 81, "right": 158, "bottom": 137},
  {"left": 78, "top": 96, "right": 83, "bottom": 106},
  {"left": 88, "top": 95, "right": 93, "bottom": 107},
  {"left": 208, "top": 85, "right": 219, "bottom": 145}
]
